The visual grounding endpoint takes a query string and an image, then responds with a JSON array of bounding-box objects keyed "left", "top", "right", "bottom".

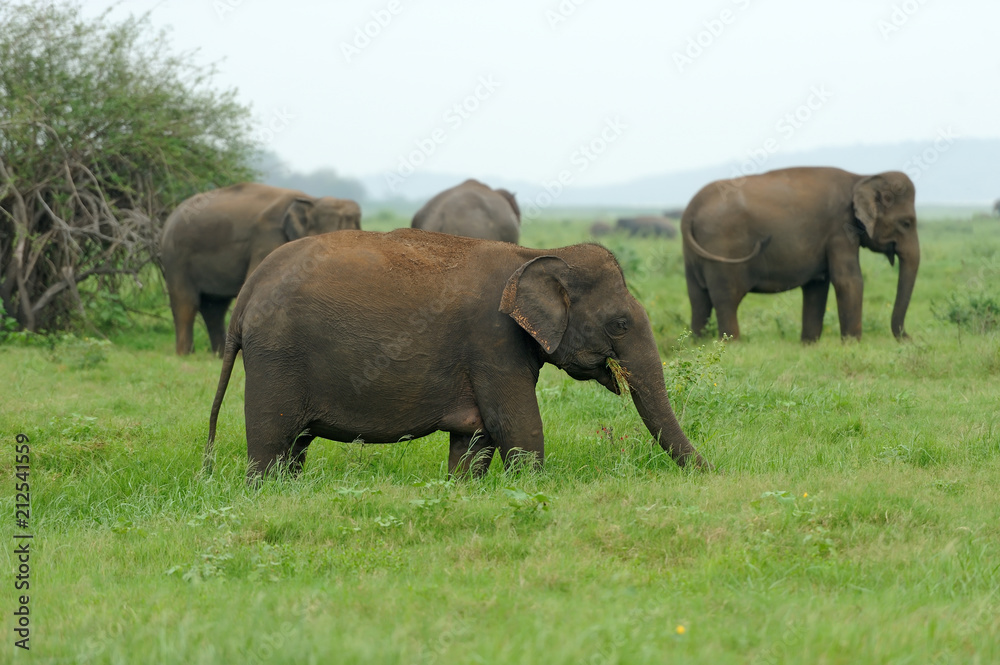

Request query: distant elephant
[
  {"left": 662, "top": 208, "right": 686, "bottom": 219},
  {"left": 161, "top": 183, "right": 361, "bottom": 355},
  {"left": 589, "top": 221, "right": 613, "bottom": 237},
  {"left": 682, "top": 167, "right": 919, "bottom": 341},
  {"left": 993, "top": 199, "right": 999, "bottom": 216},
  {"left": 616, "top": 216, "right": 678, "bottom": 238},
  {"left": 205, "top": 228, "right": 709, "bottom": 480},
  {"left": 411, "top": 179, "right": 521, "bottom": 243}
]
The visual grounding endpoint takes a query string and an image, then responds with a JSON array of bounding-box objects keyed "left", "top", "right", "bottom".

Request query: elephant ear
[
  {"left": 282, "top": 197, "right": 314, "bottom": 241},
  {"left": 852, "top": 176, "right": 883, "bottom": 238},
  {"left": 499, "top": 256, "right": 570, "bottom": 354}
]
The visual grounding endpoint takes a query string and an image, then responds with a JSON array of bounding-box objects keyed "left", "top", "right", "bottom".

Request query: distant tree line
[{"left": 257, "top": 150, "right": 368, "bottom": 203}]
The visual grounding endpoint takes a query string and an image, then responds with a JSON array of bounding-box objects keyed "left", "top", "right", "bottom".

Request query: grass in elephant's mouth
[
  {"left": 3, "top": 214, "right": 999, "bottom": 664},
  {"left": 606, "top": 357, "right": 631, "bottom": 395}
]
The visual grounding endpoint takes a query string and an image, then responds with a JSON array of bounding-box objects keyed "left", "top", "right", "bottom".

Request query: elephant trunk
[
  {"left": 620, "top": 322, "right": 710, "bottom": 469},
  {"left": 891, "top": 238, "right": 920, "bottom": 338}
]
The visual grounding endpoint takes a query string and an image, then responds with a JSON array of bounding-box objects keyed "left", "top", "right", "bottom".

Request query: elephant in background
[
  {"left": 205, "top": 228, "right": 709, "bottom": 480},
  {"left": 589, "top": 221, "right": 613, "bottom": 237},
  {"left": 682, "top": 167, "right": 919, "bottom": 341},
  {"left": 161, "top": 183, "right": 361, "bottom": 355},
  {"left": 616, "top": 216, "right": 678, "bottom": 238},
  {"left": 412, "top": 179, "right": 521, "bottom": 243},
  {"left": 993, "top": 199, "right": 999, "bottom": 217}
]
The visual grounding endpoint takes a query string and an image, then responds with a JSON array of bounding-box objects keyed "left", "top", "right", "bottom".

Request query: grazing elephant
[
  {"left": 589, "top": 221, "right": 613, "bottom": 237},
  {"left": 205, "top": 228, "right": 709, "bottom": 480},
  {"left": 682, "top": 167, "right": 919, "bottom": 341},
  {"left": 161, "top": 183, "right": 361, "bottom": 355},
  {"left": 616, "top": 216, "right": 678, "bottom": 238},
  {"left": 412, "top": 179, "right": 521, "bottom": 243}
]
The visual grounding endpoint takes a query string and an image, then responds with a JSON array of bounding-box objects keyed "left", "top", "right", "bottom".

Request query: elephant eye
[{"left": 606, "top": 318, "right": 629, "bottom": 338}]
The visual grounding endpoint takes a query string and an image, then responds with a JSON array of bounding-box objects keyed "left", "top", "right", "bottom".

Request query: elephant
[
  {"left": 682, "top": 167, "right": 919, "bottom": 341},
  {"left": 411, "top": 179, "right": 521, "bottom": 243},
  {"left": 589, "top": 221, "right": 613, "bottom": 237},
  {"left": 204, "top": 228, "right": 709, "bottom": 480},
  {"left": 993, "top": 199, "right": 999, "bottom": 217},
  {"left": 616, "top": 216, "right": 678, "bottom": 238},
  {"left": 160, "top": 183, "right": 361, "bottom": 355}
]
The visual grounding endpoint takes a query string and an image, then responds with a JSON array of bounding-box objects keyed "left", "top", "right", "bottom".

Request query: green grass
[{"left": 2, "top": 214, "right": 999, "bottom": 663}]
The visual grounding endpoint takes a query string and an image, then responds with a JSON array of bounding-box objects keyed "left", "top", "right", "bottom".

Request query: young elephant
[
  {"left": 682, "top": 167, "right": 919, "bottom": 341},
  {"left": 205, "top": 229, "right": 709, "bottom": 479},
  {"left": 161, "top": 183, "right": 361, "bottom": 355}
]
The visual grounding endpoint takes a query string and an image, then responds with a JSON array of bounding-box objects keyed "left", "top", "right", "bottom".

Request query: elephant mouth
[{"left": 885, "top": 242, "right": 896, "bottom": 267}]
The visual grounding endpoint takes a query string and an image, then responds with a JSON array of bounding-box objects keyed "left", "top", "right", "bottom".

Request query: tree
[{"left": 0, "top": 2, "right": 257, "bottom": 332}]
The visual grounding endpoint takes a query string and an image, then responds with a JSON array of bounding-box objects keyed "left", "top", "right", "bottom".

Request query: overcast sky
[{"left": 89, "top": 0, "right": 998, "bottom": 187}]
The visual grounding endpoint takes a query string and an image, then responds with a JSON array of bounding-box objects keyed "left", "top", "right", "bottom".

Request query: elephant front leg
[
  {"left": 473, "top": 383, "right": 545, "bottom": 472},
  {"left": 800, "top": 279, "right": 830, "bottom": 343},
  {"left": 831, "top": 265, "right": 864, "bottom": 339},
  {"left": 448, "top": 432, "right": 495, "bottom": 478}
]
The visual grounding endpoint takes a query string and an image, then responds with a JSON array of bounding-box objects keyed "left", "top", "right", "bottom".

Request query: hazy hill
[{"left": 359, "top": 138, "right": 1000, "bottom": 210}]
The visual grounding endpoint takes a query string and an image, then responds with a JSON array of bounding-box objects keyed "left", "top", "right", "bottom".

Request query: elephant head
[
  {"left": 500, "top": 249, "right": 708, "bottom": 468},
  {"left": 852, "top": 172, "right": 919, "bottom": 338},
  {"left": 283, "top": 196, "right": 362, "bottom": 241}
]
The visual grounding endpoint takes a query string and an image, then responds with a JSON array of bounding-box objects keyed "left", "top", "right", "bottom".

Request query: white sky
[{"left": 89, "top": 0, "right": 999, "bottom": 186}]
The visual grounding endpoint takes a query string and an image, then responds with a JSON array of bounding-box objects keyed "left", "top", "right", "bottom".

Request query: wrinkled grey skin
[
  {"left": 682, "top": 167, "right": 919, "bottom": 342},
  {"left": 412, "top": 179, "right": 521, "bottom": 244},
  {"left": 616, "top": 216, "right": 677, "bottom": 238},
  {"left": 205, "top": 228, "right": 709, "bottom": 481},
  {"left": 161, "top": 183, "right": 361, "bottom": 355}
]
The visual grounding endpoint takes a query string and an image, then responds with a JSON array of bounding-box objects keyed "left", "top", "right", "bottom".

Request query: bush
[
  {"left": 933, "top": 292, "right": 1000, "bottom": 334},
  {"left": 0, "top": 2, "right": 257, "bottom": 332}
]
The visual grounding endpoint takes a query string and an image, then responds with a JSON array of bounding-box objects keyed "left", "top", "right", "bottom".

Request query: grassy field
[{"left": 2, "top": 213, "right": 999, "bottom": 663}]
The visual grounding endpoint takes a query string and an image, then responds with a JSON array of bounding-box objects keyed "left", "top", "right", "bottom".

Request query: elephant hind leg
[
  {"left": 686, "top": 274, "right": 713, "bottom": 337},
  {"left": 167, "top": 279, "right": 199, "bottom": 355},
  {"left": 449, "top": 431, "right": 496, "bottom": 478},
  {"left": 244, "top": 387, "right": 311, "bottom": 481},
  {"left": 200, "top": 295, "right": 233, "bottom": 356},
  {"left": 801, "top": 280, "right": 830, "bottom": 343}
]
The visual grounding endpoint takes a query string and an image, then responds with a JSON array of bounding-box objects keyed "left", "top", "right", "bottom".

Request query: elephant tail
[
  {"left": 204, "top": 330, "right": 242, "bottom": 475},
  {"left": 682, "top": 216, "right": 771, "bottom": 263}
]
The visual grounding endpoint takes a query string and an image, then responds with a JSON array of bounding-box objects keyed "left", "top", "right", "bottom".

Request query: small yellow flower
[
  {"left": 803, "top": 492, "right": 808, "bottom": 497},
  {"left": 676, "top": 625, "right": 686, "bottom": 635}
]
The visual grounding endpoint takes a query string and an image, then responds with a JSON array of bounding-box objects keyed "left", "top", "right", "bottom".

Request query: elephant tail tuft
[{"left": 204, "top": 330, "right": 241, "bottom": 475}]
